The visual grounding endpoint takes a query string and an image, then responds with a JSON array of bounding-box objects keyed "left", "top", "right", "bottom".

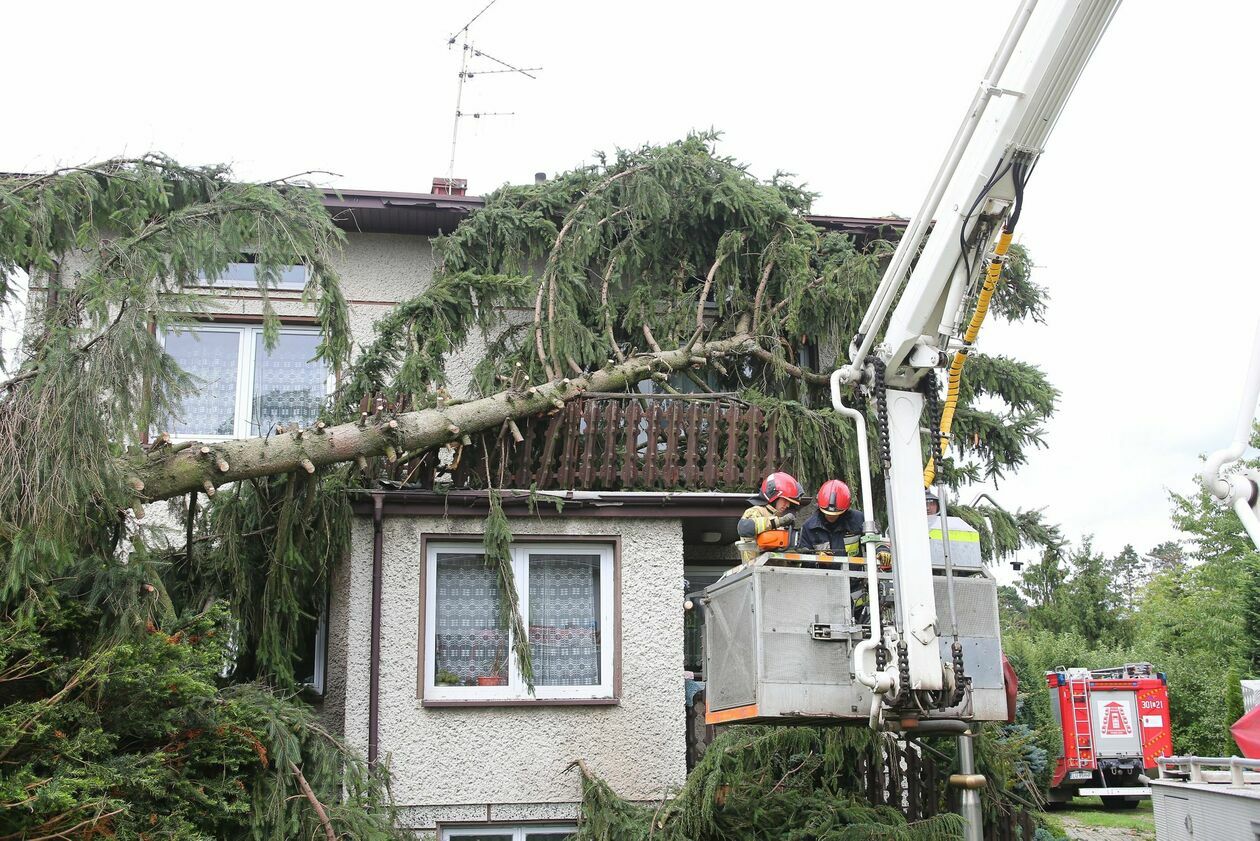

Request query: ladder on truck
[{"left": 1068, "top": 678, "right": 1094, "bottom": 768}]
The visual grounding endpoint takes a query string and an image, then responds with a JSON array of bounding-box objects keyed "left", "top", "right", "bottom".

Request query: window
[
  {"left": 162, "top": 325, "right": 329, "bottom": 440},
  {"left": 202, "top": 261, "right": 308, "bottom": 291},
  {"left": 440, "top": 825, "right": 574, "bottom": 841},
  {"left": 424, "top": 541, "right": 615, "bottom": 702}
]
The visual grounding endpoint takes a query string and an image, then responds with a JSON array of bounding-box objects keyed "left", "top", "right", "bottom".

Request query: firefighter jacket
[
  {"left": 737, "top": 502, "right": 781, "bottom": 564},
  {"left": 799, "top": 508, "right": 865, "bottom": 556}
]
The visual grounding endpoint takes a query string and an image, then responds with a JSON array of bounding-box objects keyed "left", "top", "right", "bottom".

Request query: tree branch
[
  {"left": 289, "top": 761, "right": 337, "bottom": 841},
  {"left": 751, "top": 235, "right": 781, "bottom": 336},
  {"left": 534, "top": 165, "right": 647, "bottom": 382},
  {"left": 600, "top": 258, "right": 625, "bottom": 362},
  {"left": 265, "top": 170, "right": 343, "bottom": 185},
  {"left": 748, "top": 345, "right": 831, "bottom": 384},
  {"left": 642, "top": 322, "right": 663, "bottom": 353},
  {"left": 769, "top": 274, "right": 826, "bottom": 317},
  {"left": 0, "top": 294, "right": 127, "bottom": 392},
  {"left": 532, "top": 279, "right": 554, "bottom": 379},
  {"left": 131, "top": 331, "right": 759, "bottom": 502},
  {"left": 694, "top": 252, "right": 730, "bottom": 333},
  {"left": 547, "top": 271, "right": 560, "bottom": 376},
  {"left": 683, "top": 369, "right": 716, "bottom": 393}
]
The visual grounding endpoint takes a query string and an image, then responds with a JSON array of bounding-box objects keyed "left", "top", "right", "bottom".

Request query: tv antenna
[{"left": 445, "top": 0, "right": 540, "bottom": 194}]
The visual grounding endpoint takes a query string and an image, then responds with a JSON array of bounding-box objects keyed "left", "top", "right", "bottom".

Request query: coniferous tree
[
  {"left": 0, "top": 141, "right": 1063, "bottom": 837},
  {"left": 1108, "top": 543, "right": 1146, "bottom": 614},
  {"left": 0, "top": 158, "right": 400, "bottom": 840},
  {"left": 1017, "top": 546, "right": 1070, "bottom": 627},
  {"left": 1146, "top": 540, "right": 1188, "bottom": 576},
  {"left": 1062, "top": 538, "right": 1129, "bottom": 645}
]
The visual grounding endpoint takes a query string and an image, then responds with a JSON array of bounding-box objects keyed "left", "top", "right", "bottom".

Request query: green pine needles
[
  {"left": 0, "top": 159, "right": 401, "bottom": 840},
  {"left": 484, "top": 487, "right": 535, "bottom": 691},
  {"left": 570, "top": 727, "right": 966, "bottom": 841}
]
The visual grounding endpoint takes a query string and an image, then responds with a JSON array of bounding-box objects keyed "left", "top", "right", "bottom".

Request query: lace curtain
[
  {"left": 164, "top": 329, "right": 239, "bottom": 436},
  {"left": 528, "top": 554, "right": 601, "bottom": 686},
  {"left": 433, "top": 553, "right": 506, "bottom": 684},
  {"left": 251, "top": 332, "right": 326, "bottom": 435}
]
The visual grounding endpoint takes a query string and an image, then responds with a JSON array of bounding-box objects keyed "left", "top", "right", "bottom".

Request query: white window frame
[
  {"left": 424, "top": 540, "right": 616, "bottom": 702},
  {"left": 201, "top": 261, "right": 308, "bottom": 291},
  {"left": 440, "top": 824, "right": 575, "bottom": 841},
  {"left": 160, "top": 323, "right": 331, "bottom": 441}
]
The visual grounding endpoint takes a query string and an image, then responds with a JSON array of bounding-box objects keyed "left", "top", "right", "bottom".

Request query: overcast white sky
[{"left": 6, "top": 0, "right": 1258, "bottom": 566}]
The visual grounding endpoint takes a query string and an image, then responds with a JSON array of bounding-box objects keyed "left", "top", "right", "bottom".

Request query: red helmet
[
  {"left": 761, "top": 472, "right": 802, "bottom": 506},
  {"left": 817, "top": 479, "right": 852, "bottom": 515}
]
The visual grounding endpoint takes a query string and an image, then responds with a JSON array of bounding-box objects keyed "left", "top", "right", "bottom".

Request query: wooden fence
[{"left": 390, "top": 393, "right": 780, "bottom": 492}]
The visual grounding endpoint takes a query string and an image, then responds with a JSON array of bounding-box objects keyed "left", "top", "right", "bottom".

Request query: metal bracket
[
  {"left": 908, "top": 343, "right": 946, "bottom": 370},
  {"left": 811, "top": 622, "right": 862, "bottom": 640},
  {"left": 911, "top": 623, "right": 939, "bottom": 647}
]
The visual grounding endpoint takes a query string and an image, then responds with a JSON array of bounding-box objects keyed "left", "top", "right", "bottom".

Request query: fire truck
[{"left": 1046, "top": 663, "right": 1173, "bottom": 808}]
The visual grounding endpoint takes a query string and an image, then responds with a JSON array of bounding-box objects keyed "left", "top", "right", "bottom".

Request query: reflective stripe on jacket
[{"left": 799, "top": 508, "right": 865, "bottom": 556}]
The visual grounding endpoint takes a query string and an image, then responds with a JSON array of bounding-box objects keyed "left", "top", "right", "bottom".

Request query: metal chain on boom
[
  {"left": 922, "top": 369, "right": 943, "bottom": 479},
  {"left": 951, "top": 641, "right": 968, "bottom": 706},
  {"left": 895, "top": 640, "right": 911, "bottom": 706},
  {"left": 876, "top": 355, "right": 897, "bottom": 690},
  {"left": 872, "top": 358, "right": 892, "bottom": 471}
]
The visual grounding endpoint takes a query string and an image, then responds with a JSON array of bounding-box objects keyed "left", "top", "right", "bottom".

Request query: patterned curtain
[
  {"left": 251, "top": 332, "right": 327, "bottom": 435},
  {"left": 164, "top": 329, "right": 240, "bottom": 436},
  {"left": 528, "top": 553, "right": 601, "bottom": 686},
  {"left": 433, "top": 553, "right": 507, "bottom": 685}
]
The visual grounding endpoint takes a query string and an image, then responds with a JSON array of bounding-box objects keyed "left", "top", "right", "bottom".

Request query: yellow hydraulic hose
[{"left": 924, "top": 228, "right": 1013, "bottom": 486}]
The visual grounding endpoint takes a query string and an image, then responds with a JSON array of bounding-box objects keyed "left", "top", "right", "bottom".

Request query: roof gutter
[
  {"left": 351, "top": 488, "right": 751, "bottom": 504},
  {"left": 368, "top": 493, "right": 384, "bottom": 768}
]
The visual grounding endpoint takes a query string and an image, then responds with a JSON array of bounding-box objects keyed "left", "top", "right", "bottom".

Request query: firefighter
[
  {"left": 800, "top": 479, "right": 865, "bottom": 557},
  {"left": 737, "top": 472, "right": 802, "bottom": 564},
  {"left": 925, "top": 489, "right": 940, "bottom": 517}
]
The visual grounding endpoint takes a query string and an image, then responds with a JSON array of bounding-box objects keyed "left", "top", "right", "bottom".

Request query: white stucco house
[{"left": 133, "top": 178, "right": 903, "bottom": 839}]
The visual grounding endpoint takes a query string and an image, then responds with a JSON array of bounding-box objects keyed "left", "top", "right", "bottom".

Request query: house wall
[
  {"left": 183, "top": 231, "right": 436, "bottom": 356},
  {"left": 20, "top": 232, "right": 476, "bottom": 392},
  {"left": 333, "top": 512, "right": 687, "bottom": 835}
]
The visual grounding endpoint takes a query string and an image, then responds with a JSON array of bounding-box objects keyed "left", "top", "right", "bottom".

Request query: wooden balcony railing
[{"left": 390, "top": 393, "right": 780, "bottom": 492}]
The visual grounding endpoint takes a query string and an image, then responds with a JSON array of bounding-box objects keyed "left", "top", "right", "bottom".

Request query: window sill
[{"left": 421, "top": 697, "right": 620, "bottom": 708}]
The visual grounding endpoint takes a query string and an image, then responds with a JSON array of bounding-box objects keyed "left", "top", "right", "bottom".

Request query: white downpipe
[
  {"left": 831, "top": 370, "right": 893, "bottom": 694},
  {"left": 1202, "top": 317, "right": 1260, "bottom": 500},
  {"left": 848, "top": 0, "right": 1040, "bottom": 375}
]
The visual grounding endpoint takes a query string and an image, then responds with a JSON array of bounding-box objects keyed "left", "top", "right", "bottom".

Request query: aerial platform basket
[{"left": 702, "top": 559, "right": 1007, "bottom": 725}]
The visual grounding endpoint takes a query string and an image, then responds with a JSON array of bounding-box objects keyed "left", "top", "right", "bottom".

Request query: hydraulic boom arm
[{"left": 833, "top": 0, "right": 1123, "bottom": 707}]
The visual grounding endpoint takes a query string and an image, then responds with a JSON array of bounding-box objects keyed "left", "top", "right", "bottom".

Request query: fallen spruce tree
[
  {"left": 0, "top": 139, "right": 1060, "bottom": 838},
  {"left": 568, "top": 724, "right": 1053, "bottom": 841}
]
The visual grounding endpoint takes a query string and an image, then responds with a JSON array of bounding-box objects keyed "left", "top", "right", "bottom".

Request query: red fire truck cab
[{"left": 1045, "top": 663, "right": 1173, "bottom": 808}]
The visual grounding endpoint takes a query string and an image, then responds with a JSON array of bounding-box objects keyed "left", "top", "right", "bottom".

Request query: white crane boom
[{"left": 834, "top": 0, "right": 1122, "bottom": 700}]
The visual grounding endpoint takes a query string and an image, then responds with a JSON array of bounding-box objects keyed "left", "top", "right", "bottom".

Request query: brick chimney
[{"left": 431, "top": 177, "right": 468, "bottom": 196}]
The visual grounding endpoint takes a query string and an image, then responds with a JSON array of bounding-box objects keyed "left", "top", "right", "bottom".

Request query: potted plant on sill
[{"left": 475, "top": 632, "right": 508, "bottom": 686}]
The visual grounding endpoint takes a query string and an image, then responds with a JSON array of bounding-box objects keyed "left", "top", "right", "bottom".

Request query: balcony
[{"left": 391, "top": 393, "right": 780, "bottom": 492}]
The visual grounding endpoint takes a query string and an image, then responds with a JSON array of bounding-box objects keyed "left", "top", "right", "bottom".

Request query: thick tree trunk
[{"left": 132, "top": 333, "right": 754, "bottom": 503}]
